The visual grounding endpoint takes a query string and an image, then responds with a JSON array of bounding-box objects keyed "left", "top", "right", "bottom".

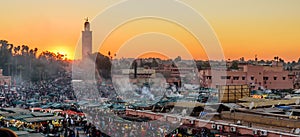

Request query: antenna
[{"left": 249, "top": 102, "right": 254, "bottom": 109}]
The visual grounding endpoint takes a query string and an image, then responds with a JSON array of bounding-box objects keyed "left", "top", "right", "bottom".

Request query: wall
[{"left": 200, "top": 64, "right": 294, "bottom": 90}]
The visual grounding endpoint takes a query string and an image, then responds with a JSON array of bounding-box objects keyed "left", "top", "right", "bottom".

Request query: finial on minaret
[{"left": 84, "top": 17, "right": 90, "bottom": 31}]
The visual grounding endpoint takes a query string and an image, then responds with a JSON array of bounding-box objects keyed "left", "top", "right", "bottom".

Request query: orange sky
[
  {"left": 1, "top": 0, "right": 300, "bottom": 61},
  {"left": 97, "top": 18, "right": 208, "bottom": 60}
]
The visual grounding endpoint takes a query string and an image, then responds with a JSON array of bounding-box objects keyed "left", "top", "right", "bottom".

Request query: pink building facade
[{"left": 199, "top": 64, "right": 294, "bottom": 90}]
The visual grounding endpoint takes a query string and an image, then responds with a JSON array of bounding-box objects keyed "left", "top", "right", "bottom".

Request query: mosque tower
[{"left": 82, "top": 18, "right": 92, "bottom": 59}]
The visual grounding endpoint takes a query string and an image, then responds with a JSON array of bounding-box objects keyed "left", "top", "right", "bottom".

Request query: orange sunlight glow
[
  {"left": 49, "top": 46, "right": 73, "bottom": 60},
  {"left": 137, "top": 52, "right": 170, "bottom": 60}
]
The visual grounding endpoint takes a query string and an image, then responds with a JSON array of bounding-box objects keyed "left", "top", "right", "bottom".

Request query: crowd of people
[
  {"left": 0, "top": 71, "right": 213, "bottom": 137},
  {"left": 80, "top": 106, "right": 211, "bottom": 137},
  {"left": 0, "top": 73, "right": 76, "bottom": 108}
]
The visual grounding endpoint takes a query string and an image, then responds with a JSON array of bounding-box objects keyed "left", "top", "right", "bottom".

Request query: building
[
  {"left": 122, "top": 68, "right": 156, "bottom": 78},
  {"left": 116, "top": 68, "right": 157, "bottom": 85},
  {"left": 200, "top": 62, "right": 294, "bottom": 90},
  {"left": 82, "top": 18, "right": 92, "bottom": 59},
  {"left": 289, "top": 64, "right": 300, "bottom": 88},
  {"left": 73, "top": 18, "right": 95, "bottom": 81},
  {"left": 0, "top": 69, "right": 11, "bottom": 86}
]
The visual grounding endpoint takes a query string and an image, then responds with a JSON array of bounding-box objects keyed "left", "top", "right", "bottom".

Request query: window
[
  {"left": 274, "top": 77, "right": 277, "bottom": 80},
  {"left": 233, "top": 76, "right": 239, "bottom": 80},
  {"left": 251, "top": 76, "right": 254, "bottom": 80},
  {"left": 221, "top": 76, "right": 231, "bottom": 80},
  {"left": 207, "top": 76, "right": 212, "bottom": 80},
  {"left": 263, "top": 77, "right": 269, "bottom": 80},
  {"left": 282, "top": 77, "right": 286, "bottom": 80},
  {"left": 242, "top": 77, "right": 246, "bottom": 80}
]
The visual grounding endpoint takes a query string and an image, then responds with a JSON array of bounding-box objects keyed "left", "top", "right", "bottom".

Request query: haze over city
[{"left": 2, "top": 1, "right": 300, "bottom": 137}]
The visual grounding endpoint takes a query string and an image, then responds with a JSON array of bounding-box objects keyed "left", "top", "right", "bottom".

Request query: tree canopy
[{"left": 0, "top": 40, "right": 69, "bottom": 83}]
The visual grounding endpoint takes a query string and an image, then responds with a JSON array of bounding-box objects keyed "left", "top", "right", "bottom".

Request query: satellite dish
[
  {"left": 295, "top": 99, "right": 300, "bottom": 105},
  {"left": 295, "top": 128, "right": 300, "bottom": 134},
  {"left": 249, "top": 102, "right": 254, "bottom": 110},
  {"left": 284, "top": 95, "right": 292, "bottom": 99},
  {"left": 170, "top": 108, "right": 175, "bottom": 113},
  {"left": 230, "top": 107, "right": 234, "bottom": 112},
  {"left": 181, "top": 109, "right": 187, "bottom": 116},
  {"left": 177, "top": 117, "right": 181, "bottom": 122}
]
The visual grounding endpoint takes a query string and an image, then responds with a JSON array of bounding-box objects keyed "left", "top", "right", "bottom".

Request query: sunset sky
[{"left": 1, "top": 0, "right": 300, "bottom": 61}]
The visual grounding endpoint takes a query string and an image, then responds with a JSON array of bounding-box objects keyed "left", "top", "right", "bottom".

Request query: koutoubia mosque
[{"left": 82, "top": 18, "right": 92, "bottom": 59}]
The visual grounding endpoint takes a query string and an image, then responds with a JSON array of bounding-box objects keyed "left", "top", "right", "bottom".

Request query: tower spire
[
  {"left": 84, "top": 17, "right": 90, "bottom": 31},
  {"left": 82, "top": 18, "right": 92, "bottom": 59}
]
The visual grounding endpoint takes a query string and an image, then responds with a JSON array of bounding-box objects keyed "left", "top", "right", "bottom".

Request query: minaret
[{"left": 82, "top": 18, "right": 92, "bottom": 59}]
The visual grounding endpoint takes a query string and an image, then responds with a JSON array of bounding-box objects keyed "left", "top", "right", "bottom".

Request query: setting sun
[
  {"left": 1, "top": 1, "right": 300, "bottom": 136},
  {"left": 49, "top": 46, "right": 73, "bottom": 60}
]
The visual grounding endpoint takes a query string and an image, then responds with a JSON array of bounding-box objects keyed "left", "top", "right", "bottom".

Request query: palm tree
[
  {"left": 0, "top": 40, "right": 8, "bottom": 48},
  {"left": 21, "top": 45, "right": 25, "bottom": 55},
  {"left": 108, "top": 51, "right": 111, "bottom": 57},
  {"left": 34, "top": 48, "right": 38, "bottom": 57},
  {"left": 7, "top": 44, "right": 13, "bottom": 55},
  {"left": 29, "top": 49, "right": 34, "bottom": 56},
  {"left": 21, "top": 45, "right": 29, "bottom": 55},
  {"left": 274, "top": 56, "right": 279, "bottom": 62},
  {"left": 13, "top": 46, "right": 21, "bottom": 55}
]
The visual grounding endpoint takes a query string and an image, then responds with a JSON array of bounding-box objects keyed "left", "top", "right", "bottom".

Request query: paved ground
[{"left": 16, "top": 126, "right": 88, "bottom": 137}]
